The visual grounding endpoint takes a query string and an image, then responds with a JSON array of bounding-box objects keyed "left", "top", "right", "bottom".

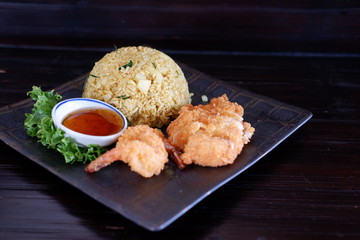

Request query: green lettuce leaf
[{"left": 24, "top": 86, "right": 106, "bottom": 164}]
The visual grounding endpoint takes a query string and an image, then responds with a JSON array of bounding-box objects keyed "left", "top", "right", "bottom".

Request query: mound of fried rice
[{"left": 82, "top": 46, "right": 192, "bottom": 128}]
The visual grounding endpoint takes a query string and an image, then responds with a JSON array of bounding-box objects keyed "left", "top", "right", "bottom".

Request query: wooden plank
[{"left": 1, "top": 1, "right": 360, "bottom": 53}]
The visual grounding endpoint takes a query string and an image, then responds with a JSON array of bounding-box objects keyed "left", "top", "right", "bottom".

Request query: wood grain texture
[
  {"left": 1, "top": 0, "right": 360, "bottom": 239},
  {"left": 1, "top": 46, "right": 359, "bottom": 239},
  {"left": 1, "top": 0, "right": 360, "bottom": 53}
]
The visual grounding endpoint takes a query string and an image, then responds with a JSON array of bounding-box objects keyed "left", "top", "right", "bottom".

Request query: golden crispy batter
[
  {"left": 85, "top": 125, "right": 168, "bottom": 178},
  {"left": 166, "top": 94, "right": 255, "bottom": 167}
]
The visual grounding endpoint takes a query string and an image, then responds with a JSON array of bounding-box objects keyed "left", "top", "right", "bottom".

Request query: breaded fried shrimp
[
  {"left": 85, "top": 125, "right": 168, "bottom": 178},
  {"left": 166, "top": 94, "right": 255, "bottom": 168}
]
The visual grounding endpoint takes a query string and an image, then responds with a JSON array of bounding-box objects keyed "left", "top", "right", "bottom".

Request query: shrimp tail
[
  {"left": 85, "top": 148, "right": 122, "bottom": 173},
  {"left": 163, "top": 139, "right": 187, "bottom": 169}
]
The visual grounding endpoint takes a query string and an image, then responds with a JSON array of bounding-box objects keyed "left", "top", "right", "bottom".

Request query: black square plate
[{"left": 0, "top": 63, "right": 312, "bottom": 231}]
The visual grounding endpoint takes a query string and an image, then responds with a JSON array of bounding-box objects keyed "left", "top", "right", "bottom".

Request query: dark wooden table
[{"left": 1, "top": 1, "right": 360, "bottom": 239}]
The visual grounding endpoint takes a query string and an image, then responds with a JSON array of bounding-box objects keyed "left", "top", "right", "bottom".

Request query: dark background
[
  {"left": 2, "top": 0, "right": 360, "bottom": 53},
  {"left": 1, "top": 1, "right": 359, "bottom": 239}
]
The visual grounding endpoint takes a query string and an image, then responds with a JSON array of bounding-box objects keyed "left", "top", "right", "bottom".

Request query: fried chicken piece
[
  {"left": 85, "top": 125, "right": 168, "bottom": 178},
  {"left": 166, "top": 94, "right": 255, "bottom": 167}
]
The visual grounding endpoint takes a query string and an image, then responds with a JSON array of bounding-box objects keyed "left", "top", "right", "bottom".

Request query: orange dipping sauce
[{"left": 62, "top": 108, "right": 124, "bottom": 136}]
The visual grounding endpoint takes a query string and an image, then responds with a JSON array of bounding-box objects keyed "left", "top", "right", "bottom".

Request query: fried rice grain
[{"left": 83, "top": 46, "right": 191, "bottom": 127}]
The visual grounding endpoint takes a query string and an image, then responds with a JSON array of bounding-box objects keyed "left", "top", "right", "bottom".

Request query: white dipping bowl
[{"left": 51, "top": 98, "right": 128, "bottom": 147}]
